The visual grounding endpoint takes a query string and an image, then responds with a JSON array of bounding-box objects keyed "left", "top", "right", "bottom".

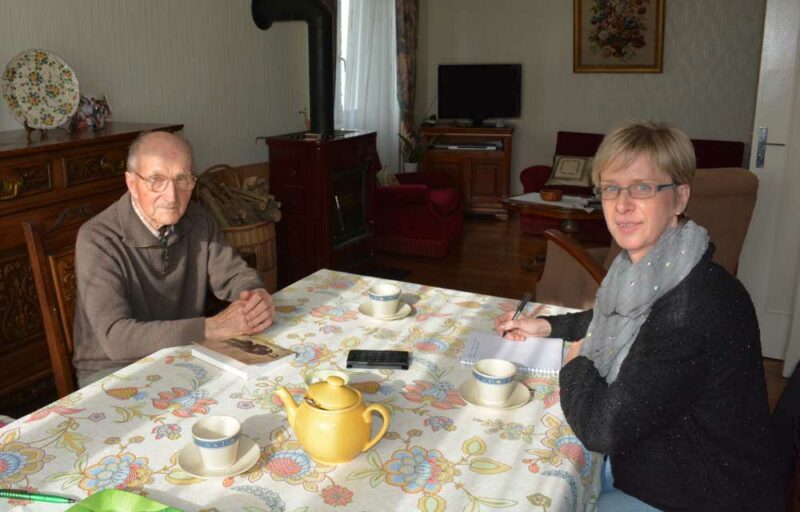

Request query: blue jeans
[{"left": 597, "top": 457, "right": 662, "bottom": 511}]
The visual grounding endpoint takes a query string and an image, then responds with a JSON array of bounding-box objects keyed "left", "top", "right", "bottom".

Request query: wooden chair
[
  {"left": 23, "top": 206, "right": 95, "bottom": 397},
  {"left": 535, "top": 167, "right": 759, "bottom": 309}
]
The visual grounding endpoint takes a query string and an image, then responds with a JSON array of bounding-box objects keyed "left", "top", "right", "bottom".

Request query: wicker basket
[{"left": 222, "top": 220, "right": 277, "bottom": 293}]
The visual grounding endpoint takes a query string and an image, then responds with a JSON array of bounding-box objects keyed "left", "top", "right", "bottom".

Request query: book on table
[
  {"left": 460, "top": 331, "right": 565, "bottom": 375},
  {"left": 192, "top": 335, "right": 295, "bottom": 379}
]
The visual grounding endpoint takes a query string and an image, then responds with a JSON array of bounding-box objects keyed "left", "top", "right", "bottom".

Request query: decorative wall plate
[{"left": 1, "top": 49, "right": 80, "bottom": 130}]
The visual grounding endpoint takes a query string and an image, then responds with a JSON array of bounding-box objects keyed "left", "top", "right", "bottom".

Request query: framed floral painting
[{"left": 573, "top": 0, "right": 665, "bottom": 73}]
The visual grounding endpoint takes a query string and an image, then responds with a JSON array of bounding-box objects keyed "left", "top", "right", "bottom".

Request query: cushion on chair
[
  {"left": 376, "top": 167, "right": 400, "bottom": 187},
  {"left": 428, "top": 187, "right": 460, "bottom": 216},
  {"left": 520, "top": 165, "right": 551, "bottom": 193},
  {"left": 545, "top": 155, "right": 594, "bottom": 188}
]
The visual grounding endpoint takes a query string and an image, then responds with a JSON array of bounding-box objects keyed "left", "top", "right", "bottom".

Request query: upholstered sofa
[
  {"left": 373, "top": 171, "right": 464, "bottom": 257},
  {"left": 520, "top": 131, "right": 746, "bottom": 240}
]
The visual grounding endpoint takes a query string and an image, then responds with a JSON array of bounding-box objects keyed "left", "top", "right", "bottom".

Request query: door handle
[
  {"left": 756, "top": 127, "right": 786, "bottom": 169},
  {"left": 756, "top": 127, "right": 768, "bottom": 168}
]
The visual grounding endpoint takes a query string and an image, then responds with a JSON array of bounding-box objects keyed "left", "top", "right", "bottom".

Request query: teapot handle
[{"left": 362, "top": 404, "right": 391, "bottom": 453}]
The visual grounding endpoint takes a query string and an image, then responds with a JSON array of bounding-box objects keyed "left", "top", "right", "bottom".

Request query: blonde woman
[{"left": 496, "top": 122, "right": 782, "bottom": 511}]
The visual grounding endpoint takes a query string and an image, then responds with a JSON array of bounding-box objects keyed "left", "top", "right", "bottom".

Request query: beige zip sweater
[{"left": 73, "top": 192, "right": 263, "bottom": 380}]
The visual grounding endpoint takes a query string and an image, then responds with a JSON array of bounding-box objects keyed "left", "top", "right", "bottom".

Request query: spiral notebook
[{"left": 460, "top": 332, "right": 565, "bottom": 375}]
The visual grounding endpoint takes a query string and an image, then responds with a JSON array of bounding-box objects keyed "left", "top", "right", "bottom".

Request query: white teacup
[
  {"left": 473, "top": 359, "right": 517, "bottom": 405},
  {"left": 192, "top": 415, "right": 241, "bottom": 470},
  {"left": 368, "top": 283, "right": 401, "bottom": 318}
]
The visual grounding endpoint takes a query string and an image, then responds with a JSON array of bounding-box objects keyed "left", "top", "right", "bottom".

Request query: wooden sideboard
[
  {"left": 420, "top": 125, "right": 513, "bottom": 219},
  {"left": 0, "top": 122, "right": 182, "bottom": 416}
]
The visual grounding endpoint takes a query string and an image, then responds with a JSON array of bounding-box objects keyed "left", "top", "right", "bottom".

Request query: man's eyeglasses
[
  {"left": 594, "top": 182, "right": 677, "bottom": 200},
  {"left": 130, "top": 171, "right": 196, "bottom": 192}
]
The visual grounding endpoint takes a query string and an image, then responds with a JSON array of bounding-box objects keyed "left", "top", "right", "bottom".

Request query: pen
[
  {"left": 0, "top": 489, "right": 76, "bottom": 504},
  {"left": 503, "top": 291, "right": 532, "bottom": 337}
]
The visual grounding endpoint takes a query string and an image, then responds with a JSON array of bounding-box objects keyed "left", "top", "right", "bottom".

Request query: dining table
[{"left": 0, "top": 269, "right": 602, "bottom": 511}]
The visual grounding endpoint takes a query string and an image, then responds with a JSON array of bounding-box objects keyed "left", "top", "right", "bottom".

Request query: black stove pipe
[{"left": 252, "top": 0, "right": 335, "bottom": 137}]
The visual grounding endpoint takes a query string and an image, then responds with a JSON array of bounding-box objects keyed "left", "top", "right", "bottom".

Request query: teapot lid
[{"left": 307, "top": 376, "right": 359, "bottom": 410}]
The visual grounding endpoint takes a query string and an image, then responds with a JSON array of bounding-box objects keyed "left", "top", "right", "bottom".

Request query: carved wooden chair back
[{"left": 23, "top": 206, "right": 95, "bottom": 397}]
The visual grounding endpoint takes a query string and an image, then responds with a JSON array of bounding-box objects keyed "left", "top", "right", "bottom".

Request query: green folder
[{"left": 66, "top": 489, "right": 182, "bottom": 512}]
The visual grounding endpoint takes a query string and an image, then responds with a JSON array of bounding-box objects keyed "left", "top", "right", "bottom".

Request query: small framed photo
[{"left": 573, "top": 0, "right": 665, "bottom": 73}]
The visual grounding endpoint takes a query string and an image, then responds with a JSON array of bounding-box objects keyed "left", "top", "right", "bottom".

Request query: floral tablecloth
[{"left": 0, "top": 269, "right": 601, "bottom": 511}]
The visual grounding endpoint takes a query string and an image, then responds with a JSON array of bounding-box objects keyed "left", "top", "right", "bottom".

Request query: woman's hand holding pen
[
  {"left": 494, "top": 312, "right": 552, "bottom": 341},
  {"left": 563, "top": 339, "right": 583, "bottom": 365}
]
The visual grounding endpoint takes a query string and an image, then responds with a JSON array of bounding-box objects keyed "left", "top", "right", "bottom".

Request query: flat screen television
[{"left": 437, "top": 64, "right": 521, "bottom": 126}]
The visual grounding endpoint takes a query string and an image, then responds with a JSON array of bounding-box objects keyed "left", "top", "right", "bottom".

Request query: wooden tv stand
[{"left": 420, "top": 124, "right": 512, "bottom": 219}]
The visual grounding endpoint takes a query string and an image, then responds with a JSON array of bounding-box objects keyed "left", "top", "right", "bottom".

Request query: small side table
[{"left": 503, "top": 193, "right": 606, "bottom": 271}]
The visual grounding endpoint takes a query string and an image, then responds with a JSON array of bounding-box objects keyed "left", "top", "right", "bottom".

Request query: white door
[{"left": 738, "top": 0, "right": 800, "bottom": 375}]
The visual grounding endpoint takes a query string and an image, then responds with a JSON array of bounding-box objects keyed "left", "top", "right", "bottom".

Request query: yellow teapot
[{"left": 274, "top": 376, "right": 391, "bottom": 464}]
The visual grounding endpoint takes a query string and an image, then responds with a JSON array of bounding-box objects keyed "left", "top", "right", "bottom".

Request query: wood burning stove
[
  {"left": 264, "top": 131, "right": 379, "bottom": 288},
  {"left": 252, "top": 0, "right": 380, "bottom": 287}
]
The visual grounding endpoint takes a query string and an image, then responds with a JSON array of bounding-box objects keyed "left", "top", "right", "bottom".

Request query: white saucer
[
  {"left": 177, "top": 435, "right": 260, "bottom": 478},
  {"left": 458, "top": 379, "right": 531, "bottom": 410},
  {"left": 358, "top": 302, "right": 412, "bottom": 320}
]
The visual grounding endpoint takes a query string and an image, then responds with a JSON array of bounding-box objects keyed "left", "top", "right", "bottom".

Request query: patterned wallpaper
[
  {"left": 0, "top": 0, "right": 310, "bottom": 170},
  {"left": 417, "top": 0, "right": 766, "bottom": 193}
]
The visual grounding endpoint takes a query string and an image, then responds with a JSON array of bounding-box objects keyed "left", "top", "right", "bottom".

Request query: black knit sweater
[{"left": 551, "top": 248, "right": 784, "bottom": 511}]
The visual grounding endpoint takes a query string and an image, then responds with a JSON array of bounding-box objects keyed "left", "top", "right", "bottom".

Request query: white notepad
[{"left": 460, "top": 332, "right": 565, "bottom": 375}]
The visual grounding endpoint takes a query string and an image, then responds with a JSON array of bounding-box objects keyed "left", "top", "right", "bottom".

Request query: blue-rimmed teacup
[
  {"left": 368, "top": 283, "right": 401, "bottom": 318},
  {"left": 473, "top": 359, "right": 516, "bottom": 405},
  {"left": 192, "top": 415, "right": 241, "bottom": 469}
]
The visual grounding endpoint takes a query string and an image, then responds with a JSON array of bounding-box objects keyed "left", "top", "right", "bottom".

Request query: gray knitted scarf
[{"left": 580, "top": 220, "right": 709, "bottom": 383}]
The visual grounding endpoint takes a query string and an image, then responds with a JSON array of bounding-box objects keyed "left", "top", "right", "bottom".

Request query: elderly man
[{"left": 73, "top": 131, "right": 275, "bottom": 386}]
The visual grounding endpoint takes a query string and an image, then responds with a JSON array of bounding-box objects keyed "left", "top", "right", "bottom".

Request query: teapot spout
[{"left": 274, "top": 387, "right": 298, "bottom": 428}]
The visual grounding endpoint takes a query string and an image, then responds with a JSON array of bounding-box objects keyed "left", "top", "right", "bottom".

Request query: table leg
[
  {"left": 560, "top": 219, "right": 580, "bottom": 237},
  {"left": 523, "top": 252, "right": 547, "bottom": 273}
]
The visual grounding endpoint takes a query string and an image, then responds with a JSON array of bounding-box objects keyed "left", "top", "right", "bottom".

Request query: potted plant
[{"left": 399, "top": 132, "right": 435, "bottom": 173}]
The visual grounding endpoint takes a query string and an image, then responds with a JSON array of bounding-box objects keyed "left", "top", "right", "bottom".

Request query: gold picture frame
[{"left": 574, "top": 0, "right": 665, "bottom": 73}]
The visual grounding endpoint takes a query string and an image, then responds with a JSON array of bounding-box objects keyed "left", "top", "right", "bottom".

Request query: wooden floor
[
  {"left": 372, "top": 213, "right": 545, "bottom": 301},
  {"left": 373, "top": 213, "right": 788, "bottom": 411}
]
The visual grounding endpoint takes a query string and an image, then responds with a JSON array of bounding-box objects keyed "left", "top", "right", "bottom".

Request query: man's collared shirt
[{"left": 130, "top": 196, "right": 161, "bottom": 238}]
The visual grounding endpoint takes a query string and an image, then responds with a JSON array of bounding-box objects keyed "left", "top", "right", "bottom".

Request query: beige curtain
[{"left": 395, "top": 0, "right": 419, "bottom": 143}]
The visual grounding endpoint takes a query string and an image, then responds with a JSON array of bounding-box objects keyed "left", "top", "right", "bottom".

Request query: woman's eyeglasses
[
  {"left": 594, "top": 182, "right": 677, "bottom": 200},
  {"left": 131, "top": 171, "right": 196, "bottom": 192}
]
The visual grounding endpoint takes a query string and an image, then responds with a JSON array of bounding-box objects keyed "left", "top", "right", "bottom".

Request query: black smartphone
[{"left": 346, "top": 349, "right": 410, "bottom": 370}]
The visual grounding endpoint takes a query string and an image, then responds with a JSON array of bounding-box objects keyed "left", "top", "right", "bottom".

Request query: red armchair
[
  {"left": 374, "top": 171, "right": 463, "bottom": 258},
  {"left": 520, "top": 131, "right": 746, "bottom": 241}
]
